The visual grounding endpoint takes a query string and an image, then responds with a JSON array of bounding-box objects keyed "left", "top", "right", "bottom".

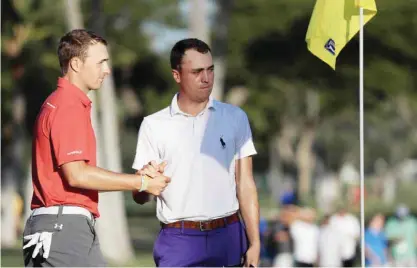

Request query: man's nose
[
  {"left": 103, "top": 62, "right": 111, "bottom": 76},
  {"left": 201, "top": 70, "right": 209, "bottom": 83}
]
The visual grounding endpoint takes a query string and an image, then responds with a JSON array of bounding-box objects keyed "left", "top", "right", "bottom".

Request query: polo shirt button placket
[{"left": 192, "top": 117, "right": 197, "bottom": 135}]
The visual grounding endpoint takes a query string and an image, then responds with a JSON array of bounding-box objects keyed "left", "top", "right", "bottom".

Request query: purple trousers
[{"left": 153, "top": 221, "right": 248, "bottom": 267}]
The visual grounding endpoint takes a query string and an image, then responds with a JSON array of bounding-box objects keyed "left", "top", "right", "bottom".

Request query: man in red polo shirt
[{"left": 22, "top": 29, "right": 170, "bottom": 267}]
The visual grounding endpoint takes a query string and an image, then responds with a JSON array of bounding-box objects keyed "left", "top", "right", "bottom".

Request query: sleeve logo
[{"left": 67, "top": 150, "right": 83, "bottom": 155}]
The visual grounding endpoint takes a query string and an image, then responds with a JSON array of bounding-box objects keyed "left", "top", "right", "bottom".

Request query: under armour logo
[
  {"left": 220, "top": 136, "right": 226, "bottom": 149},
  {"left": 54, "top": 223, "right": 63, "bottom": 230},
  {"left": 325, "top": 38, "right": 336, "bottom": 55}
]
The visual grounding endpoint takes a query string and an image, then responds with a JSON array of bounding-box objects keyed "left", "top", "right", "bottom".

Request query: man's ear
[
  {"left": 172, "top": 69, "right": 181, "bottom": 83},
  {"left": 69, "top": 57, "right": 82, "bottom": 73}
]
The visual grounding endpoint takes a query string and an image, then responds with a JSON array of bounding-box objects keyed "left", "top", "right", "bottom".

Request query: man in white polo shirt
[{"left": 132, "top": 38, "right": 260, "bottom": 267}]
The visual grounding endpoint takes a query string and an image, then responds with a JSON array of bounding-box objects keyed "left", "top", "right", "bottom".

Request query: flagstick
[{"left": 359, "top": 6, "right": 365, "bottom": 268}]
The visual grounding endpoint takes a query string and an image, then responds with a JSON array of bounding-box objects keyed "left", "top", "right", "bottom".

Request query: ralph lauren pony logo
[
  {"left": 220, "top": 135, "right": 226, "bottom": 149},
  {"left": 325, "top": 38, "right": 336, "bottom": 55}
]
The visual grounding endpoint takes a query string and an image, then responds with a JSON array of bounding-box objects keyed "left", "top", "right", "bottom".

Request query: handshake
[{"left": 135, "top": 161, "right": 170, "bottom": 198}]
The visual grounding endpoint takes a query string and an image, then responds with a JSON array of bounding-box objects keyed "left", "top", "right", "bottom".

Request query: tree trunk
[
  {"left": 268, "top": 134, "right": 283, "bottom": 203},
  {"left": 63, "top": 0, "right": 133, "bottom": 264},
  {"left": 296, "top": 124, "right": 316, "bottom": 200},
  {"left": 90, "top": 0, "right": 134, "bottom": 263},
  {"left": 272, "top": 118, "right": 298, "bottom": 203},
  {"left": 211, "top": 0, "right": 233, "bottom": 101},
  {"left": 189, "top": 0, "right": 209, "bottom": 43},
  {"left": 189, "top": 0, "right": 229, "bottom": 102},
  {"left": 296, "top": 89, "right": 319, "bottom": 200},
  {"left": 96, "top": 76, "right": 134, "bottom": 263}
]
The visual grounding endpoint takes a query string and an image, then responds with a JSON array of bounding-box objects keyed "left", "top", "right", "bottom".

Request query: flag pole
[{"left": 359, "top": 6, "right": 365, "bottom": 268}]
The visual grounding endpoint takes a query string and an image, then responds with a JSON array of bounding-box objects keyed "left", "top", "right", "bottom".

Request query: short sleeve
[
  {"left": 50, "top": 106, "right": 91, "bottom": 166},
  {"left": 235, "top": 110, "right": 257, "bottom": 159},
  {"left": 132, "top": 118, "right": 160, "bottom": 171}
]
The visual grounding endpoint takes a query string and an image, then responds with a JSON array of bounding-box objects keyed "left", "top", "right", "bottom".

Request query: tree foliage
[{"left": 225, "top": 0, "right": 417, "bottom": 172}]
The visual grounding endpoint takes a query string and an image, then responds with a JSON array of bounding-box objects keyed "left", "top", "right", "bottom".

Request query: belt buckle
[{"left": 199, "top": 221, "right": 211, "bottom": 231}]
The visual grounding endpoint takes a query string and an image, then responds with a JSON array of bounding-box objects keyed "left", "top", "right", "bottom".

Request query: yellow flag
[{"left": 306, "top": 0, "right": 377, "bottom": 70}]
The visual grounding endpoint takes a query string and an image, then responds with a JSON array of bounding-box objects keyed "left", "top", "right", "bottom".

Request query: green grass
[
  {"left": 1, "top": 247, "right": 24, "bottom": 267},
  {"left": 109, "top": 251, "right": 155, "bottom": 267}
]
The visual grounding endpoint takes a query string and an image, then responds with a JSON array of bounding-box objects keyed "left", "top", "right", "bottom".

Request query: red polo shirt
[{"left": 31, "top": 78, "right": 99, "bottom": 217}]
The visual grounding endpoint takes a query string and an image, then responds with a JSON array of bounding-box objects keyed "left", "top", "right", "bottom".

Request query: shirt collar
[
  {"left": 170, "top": 93, "right": 216, "bottom": 117},
  {"left": 57, "top": 77, "right": 92, "bottom": 107}
]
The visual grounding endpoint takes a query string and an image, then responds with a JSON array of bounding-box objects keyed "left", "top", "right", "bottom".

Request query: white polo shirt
[
  {"left": 132, "top": 94, "right": 257, "bottom": 223},
  {"left": 329, "top": 213, "right": 360, "bottom": 260},
  {"left": 318, "top": 224, "right": 343, "bottom": 267},
  {"left": 290, "top": 220, "right": 320, "bottom": 264}
]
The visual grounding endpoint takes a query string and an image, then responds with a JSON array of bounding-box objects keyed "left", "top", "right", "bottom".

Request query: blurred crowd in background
[
  {"left": 257, "top": 185, "right": 361, "bottom": 268},
  {"left": 365, "top": 204, "right": 417, "bottom": 267}
]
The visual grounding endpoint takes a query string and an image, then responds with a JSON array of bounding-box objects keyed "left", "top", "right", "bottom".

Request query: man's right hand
[{"left": 139, "top": 161, "right": 170, "bottom": 196}]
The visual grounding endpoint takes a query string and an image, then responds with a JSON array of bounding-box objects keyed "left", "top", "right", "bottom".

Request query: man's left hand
[{"left": 244, "top": 243, "right": 260, "bottom": 267}]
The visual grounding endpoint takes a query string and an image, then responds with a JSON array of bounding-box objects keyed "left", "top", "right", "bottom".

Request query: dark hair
[
  {"left": 170, "top": 38, "right": 211, "bottom": 70},
  {"left": 57, "top": 29, "right": 107, "bottom": 75}
]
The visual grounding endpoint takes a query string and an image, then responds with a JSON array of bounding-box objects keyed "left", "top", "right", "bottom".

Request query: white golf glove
[{"left": 23, "top": 232, "right": 53, "bottom": 259}]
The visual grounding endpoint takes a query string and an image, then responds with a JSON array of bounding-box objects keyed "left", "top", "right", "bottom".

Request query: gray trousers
[{"left": 23, "top": 207, "right": 106, "bottom": 267}]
